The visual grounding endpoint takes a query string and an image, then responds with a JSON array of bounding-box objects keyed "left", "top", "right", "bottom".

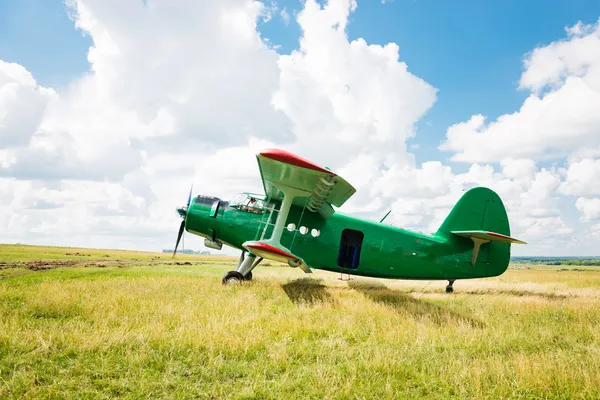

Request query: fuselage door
[{"left": 337, "top": 229, "right": 364, "bottom": 270}]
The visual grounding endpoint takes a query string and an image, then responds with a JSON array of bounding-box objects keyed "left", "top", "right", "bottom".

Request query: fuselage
[{"left": 184, "top": 195, "right": 510, "bottom": 281}]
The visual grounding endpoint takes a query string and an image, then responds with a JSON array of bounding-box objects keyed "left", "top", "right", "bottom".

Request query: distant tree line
[
  {"left": 162, "top": 249, "right": 211, "bottom": 255},
  {"left": 512, "top": 257, "right": 600, "bottom": 266}
]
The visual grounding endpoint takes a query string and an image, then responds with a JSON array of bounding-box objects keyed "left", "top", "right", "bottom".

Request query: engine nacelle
[{"left": 204, "top": 238, "right": 223, "bottom": 250}]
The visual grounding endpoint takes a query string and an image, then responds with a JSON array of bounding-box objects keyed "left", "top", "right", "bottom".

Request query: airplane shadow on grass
[
  {"left": 348, "top": 280, "right": 486, "bottom": 328},
  {"left": 281, "top": 278, "right": 337, "bottom": 306},
  {"left": 280, "top": 278, "right": 485, "bottom": 328}
]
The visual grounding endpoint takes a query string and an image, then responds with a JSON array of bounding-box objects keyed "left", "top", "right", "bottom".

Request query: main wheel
[
  {"left": 244, "top": 271, "right": 253, "bottom": 281},
  {"left": 445, "top": 284, "right": 454, "bottom": 293},
  {"left": 222, "top": 271, "right": 244, "bottom": 285}
]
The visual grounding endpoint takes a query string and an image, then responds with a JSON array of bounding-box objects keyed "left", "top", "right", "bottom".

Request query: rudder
[
  {"left": 436, "top": 187, "right": 524, "bottom": 276},
  {"left": 436, "top": 187, "right": 510, "bottom": 237}
]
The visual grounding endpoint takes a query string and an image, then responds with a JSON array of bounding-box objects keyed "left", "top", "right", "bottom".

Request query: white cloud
[
  {"left": 559, "top": 158, "right": 600, "bottom": 196},
  {"left": 0, "top": 61, "right": 57, "bottom": 148},
  {"left": 520, "top": 18, "right": 600, "bottom": 93},
  {"left": 54, "top": 0, "right": 289, "bottom": 170},
  {"left": 373, "top": 161, "right": 454, "bottom": 199},
  {"left": 440, "top": 18, "right": 600, "bottom": 163},
  {"left": 1, "top": 0, "right": 295, "bottom": 251},
  {"left": 252, "top": 0, "right": 436, "bottom": 221},
  {"left": 500, "top": 158, "right": 537, "bottom": 184},
  {"left": 576, "top": 197, "right": 600, "bottom": 221}
]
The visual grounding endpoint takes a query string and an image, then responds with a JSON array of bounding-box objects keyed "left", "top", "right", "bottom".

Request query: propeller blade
[
  {"left": 174, "top": 184, "right": 192, "bottom": 257},
  {"left": 173, "top": 220, "right": 185, "bottom": 257},
  {"left": 186, "top": 184, "right": 193, "bottom": 207}
]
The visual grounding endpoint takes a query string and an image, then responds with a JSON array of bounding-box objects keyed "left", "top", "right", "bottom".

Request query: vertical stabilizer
[{"left": 436, "top": 187, "right": 520, "bottom": 275}]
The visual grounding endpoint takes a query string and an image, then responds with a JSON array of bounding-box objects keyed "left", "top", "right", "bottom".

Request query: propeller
[
  {"left": 173, "top": 184, "right": 193, "bottom": 257},
  {"left": 173, "top": 220, "right": 185, "bottom": 257}
]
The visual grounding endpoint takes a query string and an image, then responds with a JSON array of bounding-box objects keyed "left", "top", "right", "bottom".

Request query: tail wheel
[{"left": 446, "top": 279, "right": 455, "bottom": 293}]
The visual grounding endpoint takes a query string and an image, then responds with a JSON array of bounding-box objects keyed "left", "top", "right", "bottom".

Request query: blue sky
[
  {"left": 0, "top": 0, "right": 92, "bottom": 88},
  {"left": 1, "top": 0, "right": 600, "bottom": 255},
  {"left": 1, "top": 0, "right": 599, "bottom": 165}
]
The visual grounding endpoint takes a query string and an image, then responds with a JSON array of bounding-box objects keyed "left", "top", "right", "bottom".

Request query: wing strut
[
  {"left": 266, "top": 183, "right": 310, "bottom": 248},
  {"left": 242, "top": 182, "right": 313, "bottom": 273},
  {"left": 470, "top": 237, "right": 489, "bottom": 266}
]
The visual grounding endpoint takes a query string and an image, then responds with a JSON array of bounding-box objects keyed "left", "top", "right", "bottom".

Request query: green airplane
[{"left": 173, "top": 149, "right": 526, "bottom": 293}]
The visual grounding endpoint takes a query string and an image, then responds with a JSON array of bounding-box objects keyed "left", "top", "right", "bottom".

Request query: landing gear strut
[
  {"left": 446, "top": 280, "right": 455, "bottom": 293},
  {"left": 221, "top": 252, "right": 262, "bottom": 285}
]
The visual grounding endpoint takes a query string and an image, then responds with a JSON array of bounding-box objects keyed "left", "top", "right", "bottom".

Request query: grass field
[{"left": 1, "top": 244, "right": 600, "bottom": 399}]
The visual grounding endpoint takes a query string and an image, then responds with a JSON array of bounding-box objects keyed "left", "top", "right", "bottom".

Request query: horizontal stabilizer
[
  {"left": 451, "top": 230, "right": 527, "bottom": 244},
  {"left": 451, "top": 230, "right": 526, "bottom": 266},
  {"left": 242, "top": 241, "right": 312, "bottom": 273}
]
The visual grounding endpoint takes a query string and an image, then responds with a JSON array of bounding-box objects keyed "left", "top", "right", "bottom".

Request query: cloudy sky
[{"left": 1, "top": 0, "right": 600, "bottom": 256}]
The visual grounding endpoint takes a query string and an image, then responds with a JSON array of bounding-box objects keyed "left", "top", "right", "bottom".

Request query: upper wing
[{"left": 256, "top": 149, "right": 356, "bottom": 218}]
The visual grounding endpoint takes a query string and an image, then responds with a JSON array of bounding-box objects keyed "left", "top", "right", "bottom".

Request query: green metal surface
[
  {"left": 257, "top": 152, "right": 356, "bottom": 207},
  {"left": 184, "top": 187, "right": 518, "bottom": 281}
]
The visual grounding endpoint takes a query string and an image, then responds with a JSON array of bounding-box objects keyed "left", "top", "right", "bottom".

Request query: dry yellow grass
[{"left": 1, "top": 244, "right": 599, "bottom": 399}]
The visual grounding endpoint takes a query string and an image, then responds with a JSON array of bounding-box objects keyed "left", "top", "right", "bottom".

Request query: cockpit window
[
  {"left": 230, "top": 193, "right": 266, "bottom": 214},
  {"left": 194, "top": 195, "right": 220, "bottom": 205}
]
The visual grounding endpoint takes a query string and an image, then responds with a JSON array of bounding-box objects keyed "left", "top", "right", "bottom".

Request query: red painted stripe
[
  {"left": 245, "top": 242, "right": 299, "bottom": 261},
  {"left": 486, "top": 231, "right": 513, "bottom": 240},
  {"left": 259, "top": 148, "right": 335, "bottom": 175}
]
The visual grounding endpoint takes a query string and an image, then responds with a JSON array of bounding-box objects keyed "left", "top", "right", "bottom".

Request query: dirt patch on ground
[
  {"left": 145, "top": 260, "right": 209, "bottom": 266},
  {"left": 0, "top": 259, "right": 129, "bottom": 271},
  {"left": 0, "top": 259, "right": 213, "bottom": 271},
  {"left": 0, "top": 260, "right": 79, "bottom": 271}
]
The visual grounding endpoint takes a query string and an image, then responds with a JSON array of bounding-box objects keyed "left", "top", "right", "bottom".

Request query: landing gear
[
  {"left": 221, "top": 252, "right": 262, "bottom": 284},
  {"left": 446, "top": 280, "right": 455, "bottom": 293},
  {"left": 222, "top": 271, "right": 244, "bottom": 284}
]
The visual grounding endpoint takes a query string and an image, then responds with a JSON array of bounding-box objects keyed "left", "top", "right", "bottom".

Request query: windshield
[{"left": 230, "top": 193, "right": 266, "bottom": 214}]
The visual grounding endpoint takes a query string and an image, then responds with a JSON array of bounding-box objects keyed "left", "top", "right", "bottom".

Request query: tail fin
[
  {"left": 436, "top": 187, "right": 526, "bottom": 273},
  {"left": 437, "top": 187, "right": 510, "bottom": 236}
]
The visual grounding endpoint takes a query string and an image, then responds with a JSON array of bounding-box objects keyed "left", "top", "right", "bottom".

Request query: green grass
[{"left": 1, "top": 244, "right": 600, "bottom": 399}]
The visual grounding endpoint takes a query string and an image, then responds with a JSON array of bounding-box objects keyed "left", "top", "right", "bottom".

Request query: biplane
[{"left": 173, "top": 149, "right": 526, "bottom": 292}]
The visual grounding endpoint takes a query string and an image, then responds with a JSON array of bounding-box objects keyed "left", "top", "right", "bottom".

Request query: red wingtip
[
  {"left": 259, "top": 148, "right": 335, "bottom": 175},
  {"left": 245, "top": 241, "right": 299, "bottom": 261}
]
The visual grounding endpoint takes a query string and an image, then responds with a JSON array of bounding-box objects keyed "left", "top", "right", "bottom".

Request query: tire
[{"left": 222, "top": 271, "right": 244, "bottom": 285}]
